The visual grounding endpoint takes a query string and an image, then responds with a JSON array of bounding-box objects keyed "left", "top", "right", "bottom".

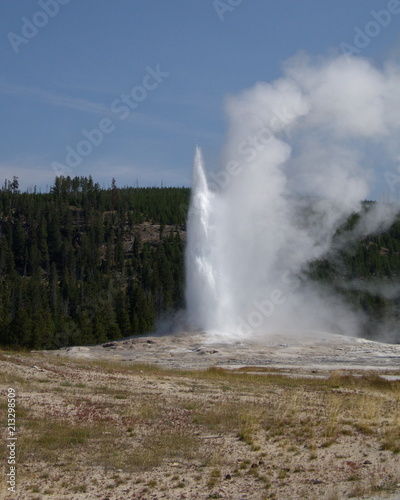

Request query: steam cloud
[{"left": 185, "top": 54, "right": 400, "bottom": 341}]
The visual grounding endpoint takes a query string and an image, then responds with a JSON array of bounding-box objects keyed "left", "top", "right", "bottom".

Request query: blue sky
[{"left": 1, "top": 1, "right": 400, "bottom": 192}]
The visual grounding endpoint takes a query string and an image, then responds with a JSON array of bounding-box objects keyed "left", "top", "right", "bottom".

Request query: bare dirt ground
[{"left": 1, "top": 331, "right": 400, "bottom": 500}]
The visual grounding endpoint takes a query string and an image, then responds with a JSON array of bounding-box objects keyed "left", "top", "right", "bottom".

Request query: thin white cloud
[
  {"left": 0, "top": 79, "right": 219, "bottom": 140},
  {"left": 0, "top": 79, "right": 220, "bottom": 152},
  {"left": 0, "top": 80, "right": 109, "bottom": 115}
]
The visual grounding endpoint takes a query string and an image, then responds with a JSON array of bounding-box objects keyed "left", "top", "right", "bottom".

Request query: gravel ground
[{"left": 1, "top": 331, "right": 400, "bottom": 500}]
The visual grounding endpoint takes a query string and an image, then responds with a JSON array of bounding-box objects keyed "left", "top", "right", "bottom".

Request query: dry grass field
[{"left": 1, "top": 349, "right": 400, "bottom": 499}]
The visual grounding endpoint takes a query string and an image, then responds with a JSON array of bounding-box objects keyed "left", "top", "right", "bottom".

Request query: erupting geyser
[{"left": 185, "top": 54, "right": 400, "bottom": 341}]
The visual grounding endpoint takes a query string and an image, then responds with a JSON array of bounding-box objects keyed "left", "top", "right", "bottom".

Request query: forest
[
  {"left": 0, "top": 176, "right": 189, "bottom": 349},
  {"left": 0, "top": 175, "right": 399, "bottom": 349}
]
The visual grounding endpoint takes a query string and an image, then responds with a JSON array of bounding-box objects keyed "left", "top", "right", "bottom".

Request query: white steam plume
[{"left": 185, "top": 54, "right": 400, "bottom": 341}]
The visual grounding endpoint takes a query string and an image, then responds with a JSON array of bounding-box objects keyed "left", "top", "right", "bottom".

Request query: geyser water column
[
  {"left": 185, "top": 138, "right": 304, "bottom": 340},
  {"left": 185, "top": 54, "right": 400, "bottom": 341},
  {"left": 184, "top": 147, "right": 230, "bottom": 334}
]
